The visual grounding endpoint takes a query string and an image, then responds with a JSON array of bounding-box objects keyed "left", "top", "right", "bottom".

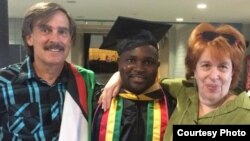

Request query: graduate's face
[{"left": 118, "top": 45, "right": 160, "bottom": 94}]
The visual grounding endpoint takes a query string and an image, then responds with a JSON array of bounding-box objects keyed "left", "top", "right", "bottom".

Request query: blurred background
[{"left": 2, "top": 0, "right": 250, "bottom": 88}]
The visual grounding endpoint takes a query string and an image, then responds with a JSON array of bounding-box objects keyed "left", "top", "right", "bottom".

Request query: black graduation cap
[{"left": 99, "top": 16, "right": 172, "bottom": 54}]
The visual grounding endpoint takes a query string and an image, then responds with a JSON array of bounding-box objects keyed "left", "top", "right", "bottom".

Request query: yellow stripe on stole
[
  {"left": 119, "top": 93, "right": 152, "bottom": 101},
  {"left": 119, "top": 83, "right": 161, "bottom": 101},
  {"left": 106, "top": 98, "right": 118, "bottom": 141},
  {"left": 153, "top": 101, "right": 161, "bottom": 141}
]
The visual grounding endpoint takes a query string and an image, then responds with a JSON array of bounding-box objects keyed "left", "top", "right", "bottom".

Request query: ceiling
[{"left": 7, "top": 0, "right": 250, "bottom": 24}]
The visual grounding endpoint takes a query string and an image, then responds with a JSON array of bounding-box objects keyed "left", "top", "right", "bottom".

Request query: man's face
[
  {"left": 26, "top": 11, "right": 71, "bottom": 66},
  {"left": 118, "top": 45, "right": 160, "bottom": 94}
]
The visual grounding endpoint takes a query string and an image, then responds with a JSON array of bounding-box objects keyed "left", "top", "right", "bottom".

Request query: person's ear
[
  {"left": 157, "top": 61, "right": 160, "bottom": 68},
  {"left": 26, "top": 35, "right": 34, "bottom": 46},
  {"left": 117, "top": 57, "right": 120, "bottom": 63}
]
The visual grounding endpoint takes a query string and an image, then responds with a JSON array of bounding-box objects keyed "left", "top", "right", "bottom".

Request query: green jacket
[{"left": 161, "top": 78, "right": 250, "bottom": 141}]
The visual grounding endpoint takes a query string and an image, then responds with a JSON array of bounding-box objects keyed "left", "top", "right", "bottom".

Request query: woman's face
[{"left": 194, "top": 48, "right": 233, "bottom": 106}]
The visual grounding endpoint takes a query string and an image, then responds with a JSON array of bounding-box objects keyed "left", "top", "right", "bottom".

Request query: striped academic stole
[
  {"left": 99, "top": 83, "right": 169, "bottom": 141},
  {"left": 67, "top": 64, "right": 88, "bottom": 118},
  {"left": 59, "top": 64, "right": 88, "bottom": 141}
]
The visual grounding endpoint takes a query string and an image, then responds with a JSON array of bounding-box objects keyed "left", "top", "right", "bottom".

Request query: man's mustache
[{"left": 44, "top": 43, "right": 64, "bottom": 51}]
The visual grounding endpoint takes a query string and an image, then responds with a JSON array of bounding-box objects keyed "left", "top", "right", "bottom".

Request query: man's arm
[
  {"left": 98, "top": 71, "right": 121, "bottom": 111},
  {"left": 0, "top": 90, "right": 6, "bottom": 140}
]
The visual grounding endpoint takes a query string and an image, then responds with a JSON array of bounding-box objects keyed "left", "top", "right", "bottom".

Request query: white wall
[{"left": 167, "top": 24, "right": 196, "bottom": 79}]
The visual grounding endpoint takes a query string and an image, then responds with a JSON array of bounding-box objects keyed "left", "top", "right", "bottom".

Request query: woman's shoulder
[{"left": 237, "top": 91, "right": 250, "bottom": 108}]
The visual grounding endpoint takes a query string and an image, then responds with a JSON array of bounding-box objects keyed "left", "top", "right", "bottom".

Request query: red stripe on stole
[
  {"left": 99, "top": 110, "right": 109, "bottom": 141},
  {"left": 70, "top": 65, "right": 88, "bottom": 115},
  {"left": 160, "top": 97, "right": 168, "bottom": 141}
]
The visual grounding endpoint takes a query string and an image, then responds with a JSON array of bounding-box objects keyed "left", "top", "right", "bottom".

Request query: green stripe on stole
[
  {"left": 146, "top": 101, "right": 154, "bottom": 141},
  {"left": 110, "top": 97, "right": 163, "bottom": 141},
  {"left": 112, "top": 97, "right": 123, "bottom": 141}
]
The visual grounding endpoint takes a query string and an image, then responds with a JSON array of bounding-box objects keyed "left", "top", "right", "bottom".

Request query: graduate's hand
[{"left": 98, "top": 71, "right": 121, "bottom": 111}]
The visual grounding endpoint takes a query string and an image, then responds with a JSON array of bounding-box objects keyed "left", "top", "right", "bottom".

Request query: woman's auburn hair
[{"left": 185, "top": 23, "right": 246, "bottom": 89}]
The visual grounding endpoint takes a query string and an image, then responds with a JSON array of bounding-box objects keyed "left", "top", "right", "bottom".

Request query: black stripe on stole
[{"left": 92, "top": 104, "right": 103, "bottom": 141}]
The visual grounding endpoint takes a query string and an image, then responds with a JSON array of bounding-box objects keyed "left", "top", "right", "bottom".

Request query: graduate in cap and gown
[{"left": 92, "top": 16, "right": 176, "bottom": 141}]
